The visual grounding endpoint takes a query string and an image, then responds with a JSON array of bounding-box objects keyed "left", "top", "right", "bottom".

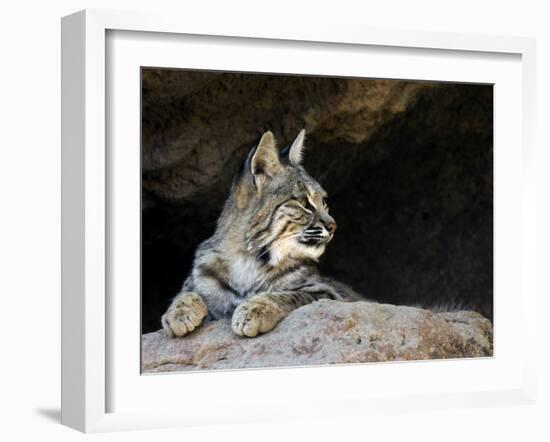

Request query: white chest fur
[{"left": 229, "top": 255, "right": 263, "bottom": 294}]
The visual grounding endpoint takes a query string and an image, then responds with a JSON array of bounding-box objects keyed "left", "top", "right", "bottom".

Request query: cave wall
[{"left": 141, "top": 69, "right": 493, "bottom": 333}]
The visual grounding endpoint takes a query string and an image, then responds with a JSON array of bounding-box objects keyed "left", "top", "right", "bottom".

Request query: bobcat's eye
[
  {"left": 322, "top": 198, "right": 329, "bottom": 210},
  {"left": 296, "top": 196, "right": 308, "bottom": 207}
]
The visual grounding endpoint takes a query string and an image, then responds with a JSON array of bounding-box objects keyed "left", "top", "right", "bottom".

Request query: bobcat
[{"left": 161, "top": 129, "right": 362, "bottom": 338}]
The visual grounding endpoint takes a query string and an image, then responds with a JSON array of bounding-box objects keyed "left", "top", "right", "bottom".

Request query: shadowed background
[{"left": 141, "top": 69, "right": 493, "bottom": 333}]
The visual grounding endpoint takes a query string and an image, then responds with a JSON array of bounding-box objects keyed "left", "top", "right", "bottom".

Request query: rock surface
[
  {"left": 141, "top": 71, "right": 434, "bottom": 202},
  {"left": 141, "top": 300, "right": 493, "bottom": 373}
]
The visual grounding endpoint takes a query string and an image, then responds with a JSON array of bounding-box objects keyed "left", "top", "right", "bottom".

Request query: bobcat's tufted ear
[
  {"left": 281, "top": 129, "right": 306, "bottom": 166},
  {"left": 233, "top": 131, "right": 281, "bottom": 207},
  {"left": 250, "top": 131, "right": 282, "bottom": 181}
]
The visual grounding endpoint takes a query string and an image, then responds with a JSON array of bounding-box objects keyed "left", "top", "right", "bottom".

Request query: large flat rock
[{"left": 141, "top": 300, "right": 493, "bottom": 373}]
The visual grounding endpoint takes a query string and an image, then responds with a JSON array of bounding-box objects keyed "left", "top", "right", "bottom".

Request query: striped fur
[{"left": 162, "top": 130, "right": 362, "bottom": 338}]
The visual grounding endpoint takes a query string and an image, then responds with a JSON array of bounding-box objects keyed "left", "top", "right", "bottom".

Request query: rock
[
  {"left": 141, "top": 70, "right": 434, "bottom": 197},
  {"left": 141, "top": 300, "right": 493, "bottom": 373}
]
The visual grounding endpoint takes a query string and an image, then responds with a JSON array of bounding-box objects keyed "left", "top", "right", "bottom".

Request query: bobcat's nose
[{"left": 326, "top": 222, "right": 337, "bottom": 235}]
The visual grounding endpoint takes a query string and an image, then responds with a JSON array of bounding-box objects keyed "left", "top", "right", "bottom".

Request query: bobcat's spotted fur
[{"left": 162, "top": 130, "right": 362, "bottom": 338}]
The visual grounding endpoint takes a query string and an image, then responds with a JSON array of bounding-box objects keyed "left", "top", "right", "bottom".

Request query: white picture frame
[{"left": 61, "top": 9, "right": 537, "bottom": 433}]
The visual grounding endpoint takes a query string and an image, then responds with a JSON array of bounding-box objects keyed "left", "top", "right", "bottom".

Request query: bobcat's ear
[
  {"left": 282, "top": 129, "right": 306, "bottom": 166},
  {"left": 250, "top": 131, "right": 282, "bottom": 181}
]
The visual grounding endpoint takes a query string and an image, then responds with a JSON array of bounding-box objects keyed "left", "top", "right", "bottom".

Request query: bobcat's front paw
[
  {"left": 231, "top": 294, "right": 285, "bottom": 337},
  {"left": 162, "top": 292, "right": 208, "bottom": 338}
]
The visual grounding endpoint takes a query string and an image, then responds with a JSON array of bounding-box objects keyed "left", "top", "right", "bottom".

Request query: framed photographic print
[{"left": 61, "top": 9, "right": 537, "bottom": 432}]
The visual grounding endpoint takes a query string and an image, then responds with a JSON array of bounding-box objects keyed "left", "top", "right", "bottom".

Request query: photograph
[{"left": 140, "top": 69, "right": 494, "bottom": 373}]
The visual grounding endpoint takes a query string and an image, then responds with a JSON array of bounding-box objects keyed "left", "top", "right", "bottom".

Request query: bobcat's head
[{"left": 232, "top": 130, "right": 336, "bottom": 265}]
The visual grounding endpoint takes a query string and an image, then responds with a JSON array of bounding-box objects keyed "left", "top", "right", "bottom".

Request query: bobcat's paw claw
[{"left": 162, "top": 292, "right": 208, "bottom": 338}]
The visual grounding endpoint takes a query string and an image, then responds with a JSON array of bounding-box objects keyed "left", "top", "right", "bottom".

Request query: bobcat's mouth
[{"left": 298, "top": 226, "right": 332, "bottom": 247}]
